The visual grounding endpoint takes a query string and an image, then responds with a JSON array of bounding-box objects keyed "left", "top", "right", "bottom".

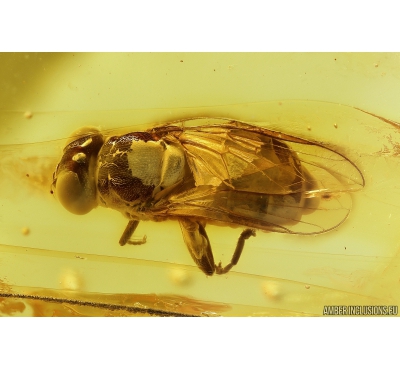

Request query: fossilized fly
[{"left": 52, "top": 118, "right": 365, "bottom": 275}]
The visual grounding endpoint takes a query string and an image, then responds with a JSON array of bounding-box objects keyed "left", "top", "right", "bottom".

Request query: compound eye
[
  {"left": 53, "top": 129, "right": 104, "bottom": 215},
  {"left": 56, "top": 170, "right": 97, "bottom": 215}
]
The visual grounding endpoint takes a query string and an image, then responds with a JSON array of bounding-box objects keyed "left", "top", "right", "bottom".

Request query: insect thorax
[{"left": 96, "top": 132, "right": 185, "bottom": 219}]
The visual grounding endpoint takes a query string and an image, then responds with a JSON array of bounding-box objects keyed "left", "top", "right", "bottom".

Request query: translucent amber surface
[{"left": 1, "top": 53, "right": 399, "bottom": 316}]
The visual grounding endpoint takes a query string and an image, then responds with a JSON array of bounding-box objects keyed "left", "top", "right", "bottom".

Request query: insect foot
[
  {"left": 127, "top": 235, "right": 147, "bottom": 245},
  {"left": 215, "top": 229, "right": 256, "bottom": 275}
]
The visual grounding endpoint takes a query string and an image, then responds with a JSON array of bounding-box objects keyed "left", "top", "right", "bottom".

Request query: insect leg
[
  {"left": 215, "top": 229, "right": 256, "bottom": 275},
  {"left": 179, "top": 219, "right": 215, "bottom": 276},
  {"left": 119, "top": 220, "right": 147, "bottom": 246}
]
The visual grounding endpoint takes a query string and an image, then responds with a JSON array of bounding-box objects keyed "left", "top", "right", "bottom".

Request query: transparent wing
[{"left": 150, "top": 118, "right": 364, "bottom": 235}]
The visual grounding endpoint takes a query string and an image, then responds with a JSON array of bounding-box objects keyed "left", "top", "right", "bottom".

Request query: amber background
[{"left": 1, "top": 53, "right": 400, "bottom": 316}]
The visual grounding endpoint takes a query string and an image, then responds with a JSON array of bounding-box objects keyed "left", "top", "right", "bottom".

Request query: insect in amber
[{"left": 52, "top": 118, "right": 364, "bottom": 275}]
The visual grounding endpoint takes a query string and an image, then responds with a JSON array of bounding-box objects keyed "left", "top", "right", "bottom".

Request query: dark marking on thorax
[{"left": 97, "top": 132, "right": 158, "bottom": 204}]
